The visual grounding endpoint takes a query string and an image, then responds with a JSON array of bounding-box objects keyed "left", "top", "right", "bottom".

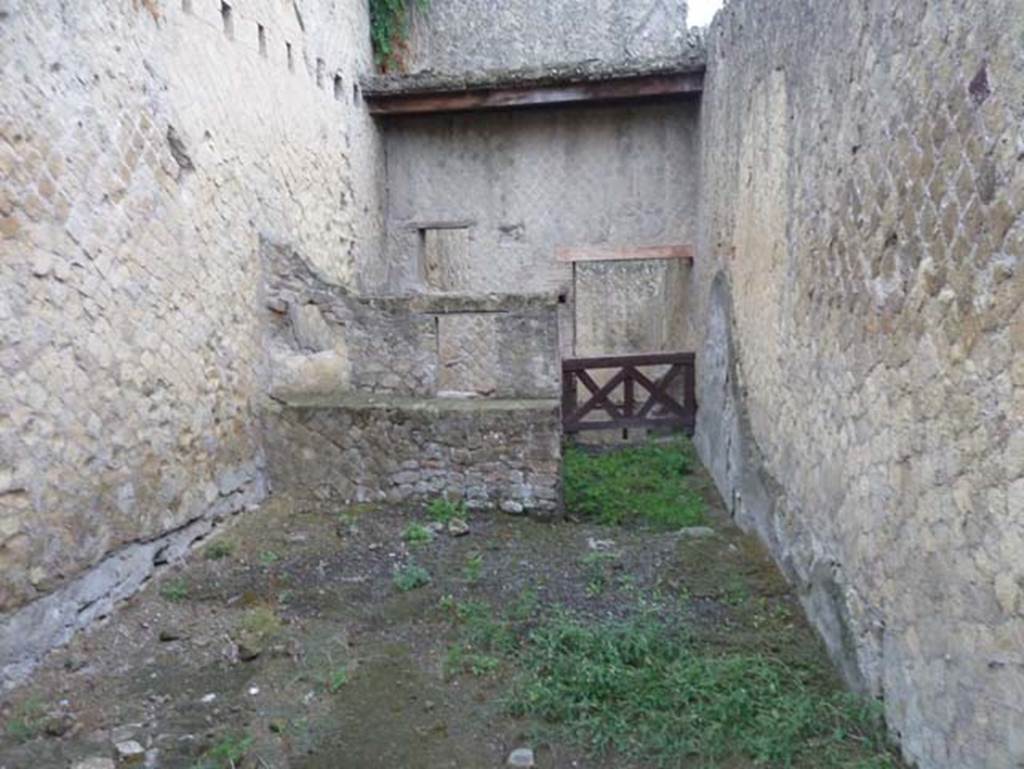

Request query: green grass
[
  {"left": 563, "top": 439, "right": 705, "bottom": 529},
  {"left": 427, "top": 496, "right": 467, "bottom": 524},
  {"left": 506, "top": 613, "right": 899, "bottom": 769},
  {"left": 4, "top": 698, "right": 46, "bottom": 743},
  {"left": 160, "top": 577, "right": 189, "bottom": 602},
  {"left": 190, "top": 733, "right": 252, "bottom": 769},
  {"left": 438, "top": 594, "right": 897, "bottom": 768},
  {"left": 393, "top": 564, "right": 431, "bottom": 592},
  {"left": 443, "top": 598, "right": 517, "bottom": 677}
]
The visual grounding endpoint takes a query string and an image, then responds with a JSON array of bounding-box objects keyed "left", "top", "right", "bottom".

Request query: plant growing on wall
[{"left": 369, "top": 0, "right": 427, "bottom": 71}]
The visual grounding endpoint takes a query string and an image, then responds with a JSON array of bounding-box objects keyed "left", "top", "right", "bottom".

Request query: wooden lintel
[
  {"left": 365, "top": 72, "right": 704, "bottom": 116},
  {"left": 556, "top": 244, "right": 695, "bottom": 264}
]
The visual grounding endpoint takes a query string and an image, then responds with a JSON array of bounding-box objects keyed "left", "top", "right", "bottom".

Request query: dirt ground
[{"left": 0, "top": 467, "right": 882, "bottom": 769}]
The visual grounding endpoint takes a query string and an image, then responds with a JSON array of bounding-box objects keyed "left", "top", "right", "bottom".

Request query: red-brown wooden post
[{"left": 561, "top": 370, "right": 578, "bottom": 432}]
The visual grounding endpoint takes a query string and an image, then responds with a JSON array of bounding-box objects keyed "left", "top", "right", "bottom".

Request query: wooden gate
[{"left": 561, "top": 352, "right": 696, "bottom": 435}]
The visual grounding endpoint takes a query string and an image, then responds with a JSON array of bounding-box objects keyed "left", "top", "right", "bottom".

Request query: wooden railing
[{"left": 561, "top": 352, "right": 696, "bottom": 435}]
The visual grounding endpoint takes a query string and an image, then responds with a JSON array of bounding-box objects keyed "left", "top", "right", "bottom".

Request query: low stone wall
[
  {"left": 261, "top": 239, "right": 562, "bottom": 400},
  {"left": 264, "top": 395, "right": 562, "bottom": 516}
]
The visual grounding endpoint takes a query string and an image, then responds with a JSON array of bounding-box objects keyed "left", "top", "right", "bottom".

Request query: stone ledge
[
  {"left": 356, "top": 291, "right": 563, "bottom": 315},
  {"left": 268, "top": 392, "right": 560, "bottom": 413},
  {"left": 362, "top": 54, "right": 706, "bottom": 96}
]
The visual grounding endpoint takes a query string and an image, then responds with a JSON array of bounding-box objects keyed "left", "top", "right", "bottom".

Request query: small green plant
[
  {"left": 369, "top": 0, "right": 429, "bottom": 70},
  {"left": 563, "top": 439, "right": 705, "bottom": 529},
  {"left": 325, "top": 665, "right": 349, "bottom": 693},
  {"left": 462, "top": 551, "right": 483, "bottom": 584},
  {"left": 190, "top": 733, "right": 252, "bottom": 769},
  {"left": 4, "top": 698, "right": 45, "bottom": 743},
  {"left": 403, "top": 522, "right": 433, "bottom": 545},
  {"left": 427, "top": 496, "right": 467, "bottom": 524},
  {"left": 160, "top": 577, "right": 189, "bottom": 602},
  {"left": 393, "top": 564, "right": 431, "bottom": 592},
  {"left": 258, "top": 549, "right": 280, "bottom": 566},
  {"left": 204, "top": 540, "right": 234, "bottom": 560}
]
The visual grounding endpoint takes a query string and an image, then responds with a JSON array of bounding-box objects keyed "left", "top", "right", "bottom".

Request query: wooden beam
[
  {"left": 556, "top": 244, "right": 695, "bottom": 264},
  {"left": 365, "top": 72, "right": 703, "bottom": 116}
]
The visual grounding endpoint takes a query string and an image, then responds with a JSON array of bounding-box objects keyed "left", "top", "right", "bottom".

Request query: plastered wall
[
  {"left": 693, "top": 2, "right": 1024, "bottom": 767},
  {"left": 0, "top": 0, "right": 382, "bottom": 683},
  {"left": 379, "top": 101, "right": 702, "bottom": 355}
]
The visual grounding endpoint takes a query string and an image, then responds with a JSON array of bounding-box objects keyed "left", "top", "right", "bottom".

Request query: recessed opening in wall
[
  {"left": 181, "top": 0, "right": 192, "bottom": 13},
  {"left": 286, "top": 42, "right": 294, "bottom": 71},
  {"left": 334, "top": 74, "right": 344, "bottom": 102},
  {"left": 316, "top": 58, "right": 325, "bottom": 88},
  {"left": 258, "top": 24, "right": 267, "bottom": 57},
  {"left": 420, "top": 226, "right": 472, "bottom": 292},
  {"left": 220, "top": 1, "right": 233, "bottom": 38}
]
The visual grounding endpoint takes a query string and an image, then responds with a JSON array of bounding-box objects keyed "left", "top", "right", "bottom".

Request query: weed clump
[
  {"left": 403, "top": 522, "right": 433, "bottom": 545},
  {"left": 427, "top": 496, "right": 467, "bottom": 524},
  {"left": 159, "top": 577, "right": 189, "bottom": 602},
  {"left": 4, "top": 698, "right": 46, "bottom": 743},
  {"left": 190, "top": 732, "right": 252, "bottom": 769},
  {"left": 393, "top": 564, "right": 431, "bottom": 592},
  {"left": 462, "top": 551, "right": 483, "bottom": 584},
  {"left": 203, "top": 540, "right": 234, "bottom": 560}
]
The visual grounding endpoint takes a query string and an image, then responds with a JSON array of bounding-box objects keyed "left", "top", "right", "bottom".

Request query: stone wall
[
  {"left": 0, "top": 0, "right": 382, "bottom": 685},
  {"left": 265, "top": 395, "right": 562, "bottom": 515},
  {"left": 379, "top": 101, "right": 701, "bottom": 355},
  {"left": 693, "top": 2, "right": 1024, "bottom": 767},
  {"left": 399, "top": 0, "right": 694, "bottom": 76}
]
